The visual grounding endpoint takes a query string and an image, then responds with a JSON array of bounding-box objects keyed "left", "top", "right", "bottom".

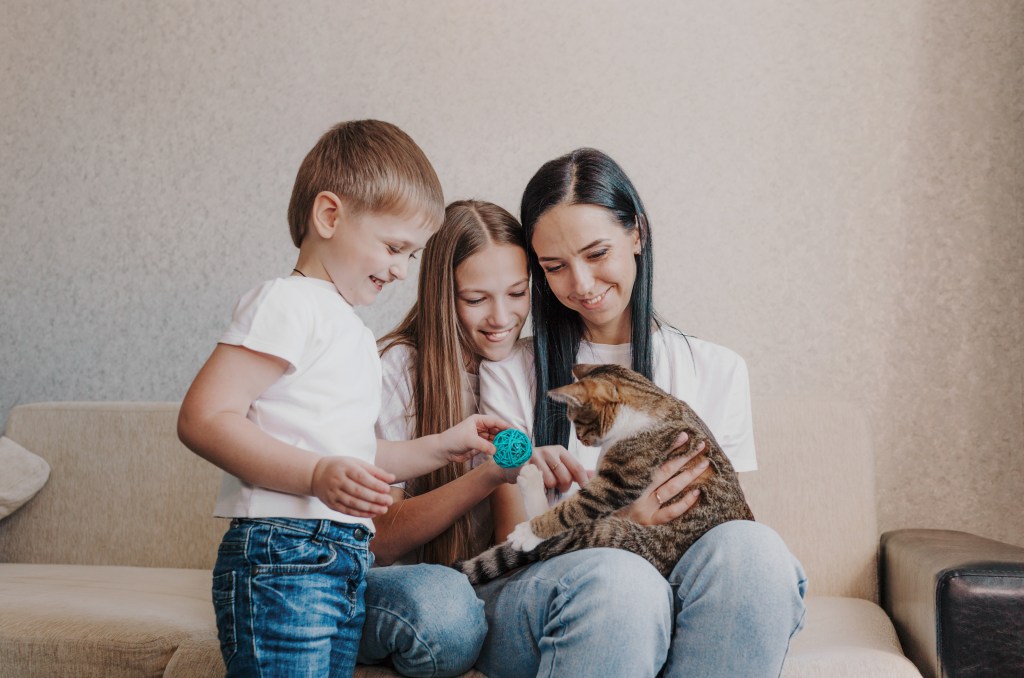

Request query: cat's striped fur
[{"left": 456, "top": 363, "right": 754, "bottom": 584}]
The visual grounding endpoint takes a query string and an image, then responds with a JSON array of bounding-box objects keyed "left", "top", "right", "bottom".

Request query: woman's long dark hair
[{"left": 520, "top": 148, "right": 659, "bottom": 447}]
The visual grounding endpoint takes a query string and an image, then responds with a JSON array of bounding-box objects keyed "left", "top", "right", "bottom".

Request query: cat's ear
[
  {"left": 548, "top": 383, "right": 585, "bottom": 407},
  {"left": 572, "top": 364, "right": 601, "bottom": 380}
]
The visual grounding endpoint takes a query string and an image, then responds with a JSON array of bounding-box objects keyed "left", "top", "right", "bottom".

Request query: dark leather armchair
[{"left": 880, "top": 529, "right": 1024, "bottom": 678}]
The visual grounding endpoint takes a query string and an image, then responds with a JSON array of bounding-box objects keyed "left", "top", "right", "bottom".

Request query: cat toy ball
[{"left": 492, "top": 429, "right": 532, "bottom": 468}]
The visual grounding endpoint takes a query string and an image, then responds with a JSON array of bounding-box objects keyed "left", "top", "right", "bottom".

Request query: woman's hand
[
  {"left": 529, "top": 445, "right": 590, "bottom": 492},
  {"left": 616, "top": 433, "right": 708, "bottom": 526}
]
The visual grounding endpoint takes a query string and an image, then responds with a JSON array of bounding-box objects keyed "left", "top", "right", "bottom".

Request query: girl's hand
[
  {"left": 311, "top": 456, "right": 395, "bottom": 518},
  {"left": 438, "top": 414, "right": 511, "bottom": 464},
  {"left": 529, "top": 444, "right": 589, "bottom": 492},
  {"left": 616, "top": 433, "right": 708, "bottom": 526},
  {"left": 489, "top": 458, "right": 524, "bottom": 485}
]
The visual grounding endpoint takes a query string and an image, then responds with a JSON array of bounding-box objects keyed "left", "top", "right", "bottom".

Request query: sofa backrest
[
  {"left": 0, "top": 399, "right": 880, "bottom": 599},
  {"left": 0, "top": 402, "right": 224, "bottom": 569},
  {"left": 743, "top": 397, "right": 879, "bottom": 601}
]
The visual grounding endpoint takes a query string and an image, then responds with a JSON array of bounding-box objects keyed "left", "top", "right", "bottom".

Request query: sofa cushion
[
  {"left": 0, "top": 563, "right": 221, "bottom": 678},
  {"left": 782, "top": 597, "right": 921, "bottom": 677},
  {"left": 0, "top": 437, "right": 50, "bottom": 521}
]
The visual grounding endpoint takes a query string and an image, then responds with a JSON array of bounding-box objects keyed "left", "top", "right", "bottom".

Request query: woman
[
  {"left": 358, "top": 200, "right": 704, "bottom": 677},
  {"left": 474, "top": 149, "right": 808, "bottom": 678}
]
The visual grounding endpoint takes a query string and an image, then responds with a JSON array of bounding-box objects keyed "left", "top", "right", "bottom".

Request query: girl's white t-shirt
[
  {"left": 478, "top": 327, "right": 757, "bottom": 498},
  {"left": 375, "top": 342, "right": 494, "bottom": 558},
  {"left": 213, "top": 276, "right": 381, "bottom": 529}
]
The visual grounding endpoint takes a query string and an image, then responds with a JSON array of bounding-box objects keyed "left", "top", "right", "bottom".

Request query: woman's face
[
  {"left": 531, "top": 203, "right": 640, "bottom": 344},
  {"left": 455, "top": 243, "right": 530, "bottom": 368}
]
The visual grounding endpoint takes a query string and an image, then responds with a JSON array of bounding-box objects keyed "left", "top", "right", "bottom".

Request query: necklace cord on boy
[{"left": 292, "top": 268, "right": 307, "bottom": 277}]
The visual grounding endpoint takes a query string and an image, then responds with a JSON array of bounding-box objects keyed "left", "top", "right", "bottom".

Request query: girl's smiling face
[
  {"left": 531, "top": 203, "right": 641, "bottom": 344},
  {"left": 455, "top": 243, "right": 530, "bottom": 369}
]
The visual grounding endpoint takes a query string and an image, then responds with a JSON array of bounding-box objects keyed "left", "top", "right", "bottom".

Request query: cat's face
[{"left": 547, "top": 364, "right": 624, "bottom": 447}]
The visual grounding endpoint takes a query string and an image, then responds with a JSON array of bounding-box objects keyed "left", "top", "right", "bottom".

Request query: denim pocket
[
  {"left": 211, "top": 570, "right": 237, "bottom": 666},
  {"left": 254, "top": 528, "right": 338, "bottom": 574}
]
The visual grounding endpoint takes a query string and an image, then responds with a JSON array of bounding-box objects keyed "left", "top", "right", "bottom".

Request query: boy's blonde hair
[{"left": 287, "top": 120, "right": 444, "bottom": 246}]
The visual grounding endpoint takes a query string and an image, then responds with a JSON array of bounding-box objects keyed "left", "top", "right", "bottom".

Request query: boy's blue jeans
[{"left": 212, "top": 517, "right": 373, "bottom": 678}]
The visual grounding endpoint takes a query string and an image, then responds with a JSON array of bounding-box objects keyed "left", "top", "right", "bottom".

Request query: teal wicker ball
[{"left": 493, "top": 429, "right": 532, "bottom": 468}]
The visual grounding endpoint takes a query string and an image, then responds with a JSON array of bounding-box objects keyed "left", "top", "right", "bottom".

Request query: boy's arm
[
  {"left": 178, "top": 343, "right": 394, "bottom": 516},
  {"left": 375, "top": 413, "right": 510, "bottom": 482}
]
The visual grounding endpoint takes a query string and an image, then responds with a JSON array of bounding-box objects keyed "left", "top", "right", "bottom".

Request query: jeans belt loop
[{"left": 311, "top": 519, "right": 328, "bottom": 544}]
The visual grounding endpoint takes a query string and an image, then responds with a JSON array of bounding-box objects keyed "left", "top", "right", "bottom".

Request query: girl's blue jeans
[
  {"left": 212, "top": 517, "right": 373, "bottom": 678},
  {"left": 358, "top": 564, "right": 487, "bottom": 677}
]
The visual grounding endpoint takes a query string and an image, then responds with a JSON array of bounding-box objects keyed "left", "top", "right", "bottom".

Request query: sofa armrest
[{"left": 880, "top": 529, "right": 1024, "bottom": 678}]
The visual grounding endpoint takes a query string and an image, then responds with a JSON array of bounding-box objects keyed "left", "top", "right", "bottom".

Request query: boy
[{"left": 177, "top": 120, "right": 508, "bottom": 677}]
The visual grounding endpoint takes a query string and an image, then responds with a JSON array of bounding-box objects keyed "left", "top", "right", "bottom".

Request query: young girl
[
  {"left": 474, "top": 149, "right": 808, "bottom": 678},
  {"left": 357, "top": 199, "right": 706, "bottom": 677}
]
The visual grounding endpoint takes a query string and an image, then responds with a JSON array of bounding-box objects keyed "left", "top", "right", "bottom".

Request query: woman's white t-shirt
[
  {"left": 213, "top": 276, "right": 380, "bottom": 529},
  {"left": 478, "top": 327, "right": 757, "bottom": 498}
]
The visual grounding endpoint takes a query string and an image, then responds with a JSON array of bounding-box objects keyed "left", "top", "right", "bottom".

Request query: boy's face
[{"left": 325, "top": 207, "right": 435, "bottom": 306}]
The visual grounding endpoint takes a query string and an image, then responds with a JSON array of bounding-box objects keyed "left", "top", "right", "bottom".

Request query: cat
[{"left": 455, "top": 363, "right": 755, "bottom": 585}]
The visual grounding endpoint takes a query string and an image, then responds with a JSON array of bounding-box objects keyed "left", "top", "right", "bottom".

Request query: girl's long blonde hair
[{"left": 379, "top": 199, "right": 526, "bottom": 565}]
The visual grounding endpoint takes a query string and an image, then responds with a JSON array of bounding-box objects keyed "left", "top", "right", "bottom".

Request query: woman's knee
[
  {"left": 672, "top": 521, "right": 807, "bottom": 602},
  {"left": 560, "top": 548, "right": 673, "bottom": 620}
]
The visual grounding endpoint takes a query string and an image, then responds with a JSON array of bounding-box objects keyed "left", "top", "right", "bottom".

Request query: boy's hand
[
  {"left": 438, "top": 414, "right": 511, "bottom": 464},
  {"left": 310, "top": 456, "right": 396, "bottom": 518}
]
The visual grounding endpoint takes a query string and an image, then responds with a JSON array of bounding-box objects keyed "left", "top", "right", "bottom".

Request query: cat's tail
[{"left": 454, "top": 541, "right": 542, "bottom": 585}]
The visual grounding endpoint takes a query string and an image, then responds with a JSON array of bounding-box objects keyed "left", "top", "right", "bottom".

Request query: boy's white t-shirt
[
  {"left": 213, "top": 276, "right": 380, "bottom": 530},
  {"left": 479, "top": 327, "right": 757, "bottom": 499}
]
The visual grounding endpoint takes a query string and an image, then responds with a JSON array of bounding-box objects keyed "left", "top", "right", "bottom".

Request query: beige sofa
[{"left": 0, "top": 399, "right": 922, "bottom": 677}]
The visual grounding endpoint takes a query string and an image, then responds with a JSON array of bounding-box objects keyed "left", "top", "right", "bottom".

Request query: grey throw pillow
[{"left": 0, "top": 436, "right": 50, "bottom": 520}]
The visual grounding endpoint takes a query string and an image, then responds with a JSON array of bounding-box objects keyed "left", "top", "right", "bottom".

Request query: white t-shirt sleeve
[
  {"left": 219, "top": 280, "right": 310, "bottom": 370},
  {"left": 715, "top": 354, "right": 757, "bottom": 472},
  {"left": 478, "top": 339, "right": 535, "bottom": 436},
  {"left": 376, "top": 343, "right": 416, "bottom": 442}
]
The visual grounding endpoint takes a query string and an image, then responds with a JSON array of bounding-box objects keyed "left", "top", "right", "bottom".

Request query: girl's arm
[
  {"left": 371, "top": 461, "right": 512, "bottom": 565},
  {"left": 490, "top": 482, "right": 528, "bottom": 542},
  {"left": 178, "top": 344, "right": 394, "bottom": 516}
]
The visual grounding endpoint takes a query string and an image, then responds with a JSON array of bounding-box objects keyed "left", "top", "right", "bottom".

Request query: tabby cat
[{"left": 456, "top": 363, "right": 754, "bottom": 585}]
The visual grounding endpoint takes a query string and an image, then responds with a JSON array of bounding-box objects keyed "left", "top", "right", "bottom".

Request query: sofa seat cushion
[
  {"left": 0, "top": 564, "right": 919, "bottom": 678},
  {"left": 782, "top": 597, "right": 921, "bottom": 677},
  {"left": 0, "top": 563, "right": 221, "bottom": 678}
]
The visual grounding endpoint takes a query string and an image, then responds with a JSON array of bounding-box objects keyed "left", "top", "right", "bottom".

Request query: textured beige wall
[{"left": 2, "top": 1, "right": 1022, "bottom": 546}]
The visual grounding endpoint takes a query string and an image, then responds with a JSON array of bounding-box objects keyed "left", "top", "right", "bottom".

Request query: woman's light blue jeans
[
  {"left": 358, "top": 564, "right": 487, "bottom": 677},
  {"left": 473, "top": 521, "right": 807, "bottom": 678}
]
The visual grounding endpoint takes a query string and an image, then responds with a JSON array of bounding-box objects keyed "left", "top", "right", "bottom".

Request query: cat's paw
[
  {"left": 517, "top": 464, "right": 548, "bottom": 519},
  {"left": 508, "top": 520, "right": 544, "bottom": 552}
]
